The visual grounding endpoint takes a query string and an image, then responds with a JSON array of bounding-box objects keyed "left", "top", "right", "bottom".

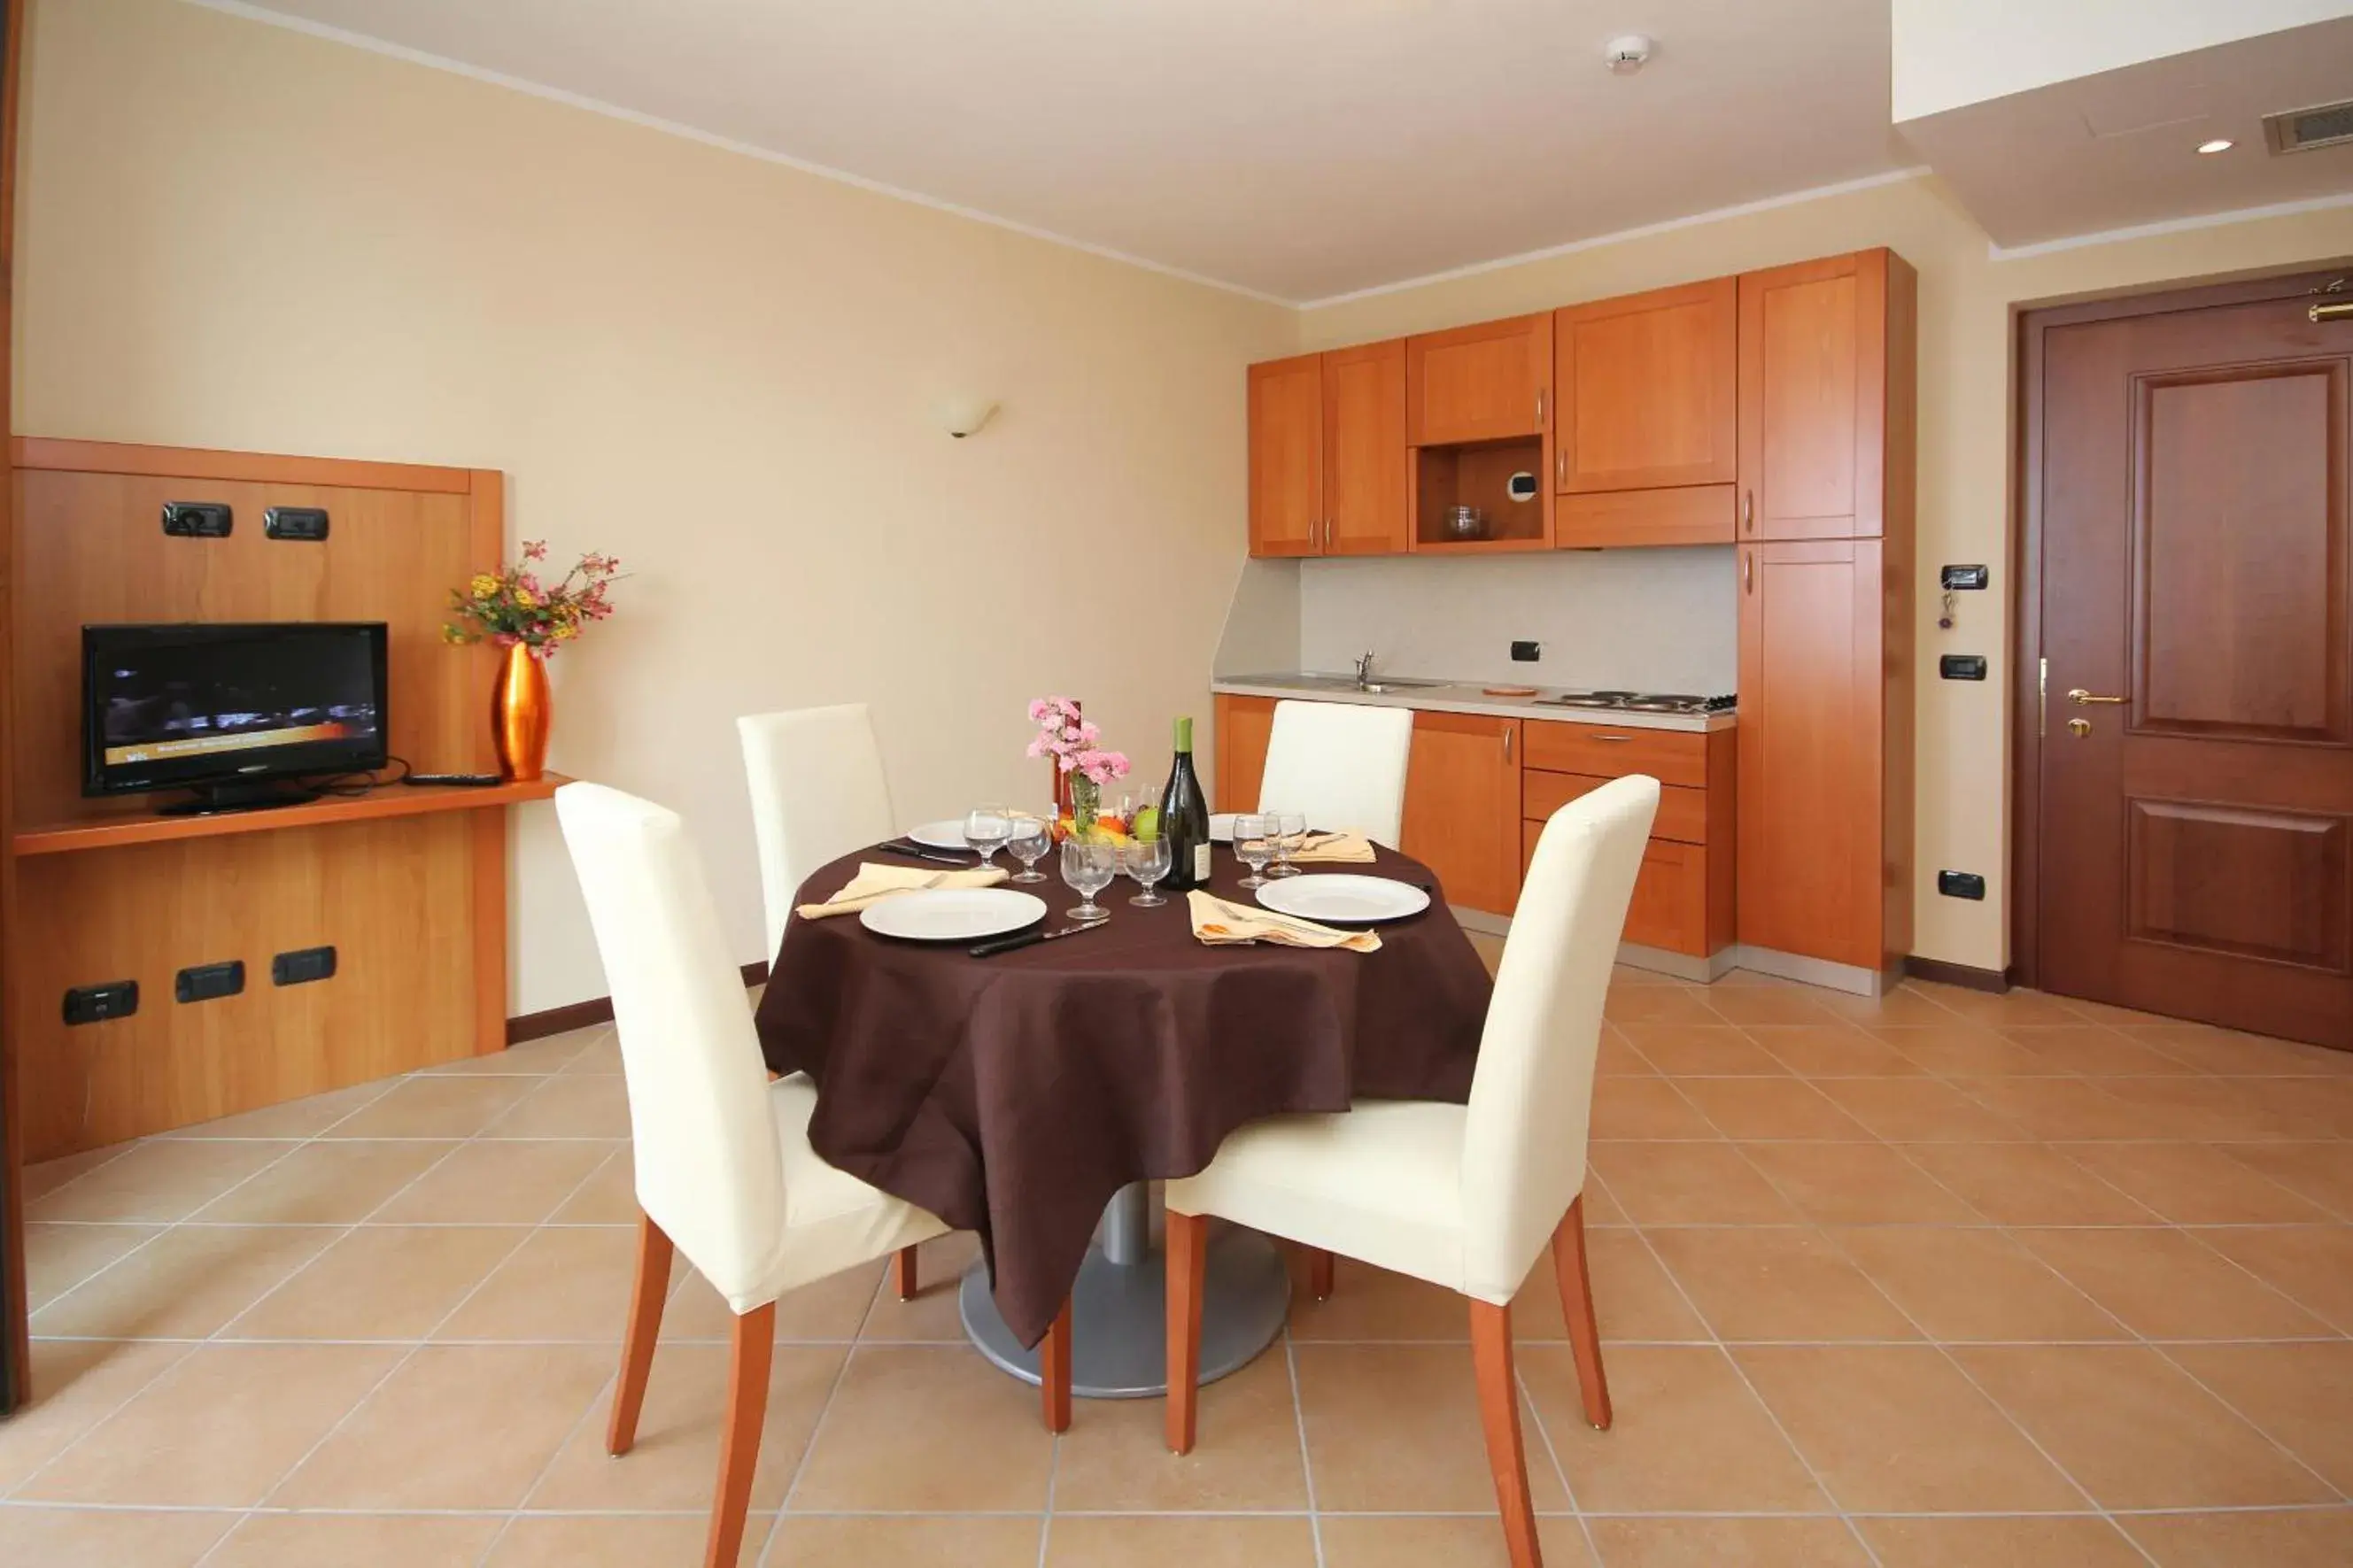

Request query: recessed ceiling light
[{"left": 2197, "top": 137, "right": 2235, "bottom": 154}]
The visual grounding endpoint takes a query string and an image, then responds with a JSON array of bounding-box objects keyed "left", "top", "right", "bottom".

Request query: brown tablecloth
[{"left": 753, "top": 841, "right": 1492, "bottom": 1347}]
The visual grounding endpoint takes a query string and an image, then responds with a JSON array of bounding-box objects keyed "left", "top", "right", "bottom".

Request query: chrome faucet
[{"left": 1353, "top": 650, "right": 1376, "bottom": 688}]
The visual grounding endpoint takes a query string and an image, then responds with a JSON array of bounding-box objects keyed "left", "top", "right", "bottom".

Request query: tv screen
[{"left": 82, "top": 622, "right": 390, "bottom": 799}]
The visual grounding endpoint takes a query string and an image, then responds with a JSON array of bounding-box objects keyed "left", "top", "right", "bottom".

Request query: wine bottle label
[{"left": 1194, "top": 843, "right": 1212, "bottom": 882}]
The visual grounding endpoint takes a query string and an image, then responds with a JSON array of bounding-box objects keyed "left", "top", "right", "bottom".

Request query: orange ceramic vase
[{"left": 492, "top": 643, "right": 552, "bottom": 782}]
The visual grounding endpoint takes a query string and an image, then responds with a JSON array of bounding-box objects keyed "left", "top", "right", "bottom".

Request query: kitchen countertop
[{"left": 1212, "top": 675, "right": 1736, "bottom": 734}]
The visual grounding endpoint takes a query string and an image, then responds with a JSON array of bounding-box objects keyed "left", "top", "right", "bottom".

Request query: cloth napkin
[
  {"left": 1288, "top": 830, "right": 1378, "bottom": 864},
  {"left": 797, "top": 861, "right": 1009, "bottom": 919},
  {"left": 1187, "top": 890, "right": 1382, "bottom": 953}
]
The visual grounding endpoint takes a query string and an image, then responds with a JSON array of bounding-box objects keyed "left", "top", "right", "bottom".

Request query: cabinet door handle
[
  {"left": 1535, "top": 389, "right": 1547, "bottom": 427},
  {"left": 1744, "top": 552, "right": 1753, "bottom": 593},
  {"left": 1502, "top": 727, "right": 1513, "bottom": 761},
  {"left": 1742, "top": 490, "right": 1754, "bottom": 533},
  {"left": 1591, "top": 733, "right": 1631, "bottom": 743},
  {"left": 1556, "top": 448, "right": 1567, "bottom": 487}
]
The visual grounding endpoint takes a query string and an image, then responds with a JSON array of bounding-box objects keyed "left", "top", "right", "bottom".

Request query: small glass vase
[{"left": 1069, "top": 774, "right": 1101, "bottom": 840}]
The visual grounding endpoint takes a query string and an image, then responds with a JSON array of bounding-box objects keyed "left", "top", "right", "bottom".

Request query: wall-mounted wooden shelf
[{"left": 13, "top": 774, "right": 569, "bottom": 856}]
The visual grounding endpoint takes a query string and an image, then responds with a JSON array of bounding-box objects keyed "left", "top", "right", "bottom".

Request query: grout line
[
  {"left": 1281, "top": 1325, "right": 1325, "bottom": 1568},
  {"left": 228, "top": 1080, "right": 626, "bottom": 1529},
  {"left": 1510, "top": 1344, "right": 1598, "bottom": 1566},
  {"left": 10, "top": 1499, "right": 2353, "bottom": 1518},
  {"left": 752, "top": 1244, "right": 895, "bottom": 1565}
]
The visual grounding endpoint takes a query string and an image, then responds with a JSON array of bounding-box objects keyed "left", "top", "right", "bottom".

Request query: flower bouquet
[{"left": 1026, "top": 696, "right": 1130, "bottom": 840}]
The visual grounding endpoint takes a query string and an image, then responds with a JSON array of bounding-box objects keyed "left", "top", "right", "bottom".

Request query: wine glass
[
  {"left": 963, "top": 806, "right": 1011, "bottom": 871},
  {"left": 1004, "top": 813, "right": 1051, "bottom": 883},
  {"left": 1123, "top": 835, "right": 1173, "bottom": 908},
  {"left": 1233, "top": 813, "right": 1275, "bottom": 890},
  {"left": 1060, "top": 838, "right": 1118, "bottom": 923},
  {"left": 1268, "top": 810, "right": 1309, "bottom": 877}
]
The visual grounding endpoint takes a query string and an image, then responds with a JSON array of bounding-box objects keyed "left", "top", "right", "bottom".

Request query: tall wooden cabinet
[
  {"left": 1736, "top": 248, "right": 1916, "bottom": 985},
  {"left": 1247, "top": 343, "right": 1408, "bottom": 558}
]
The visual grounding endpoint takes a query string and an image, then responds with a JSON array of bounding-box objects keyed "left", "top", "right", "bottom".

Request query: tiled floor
[{"left": 7, "top": 963, "right": 2353, "bottom": 1566}]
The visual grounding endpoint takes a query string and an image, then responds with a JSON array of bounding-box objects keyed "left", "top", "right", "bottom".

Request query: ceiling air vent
[{"left": 2264, "top": 99, "right": 2353, "bottom": 154}]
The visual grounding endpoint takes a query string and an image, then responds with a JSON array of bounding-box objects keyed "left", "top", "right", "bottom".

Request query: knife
[
  {"left": 970, "top": 921, "right": 1099, "bottom": 958},
  {"left": 878, "top": 839, "right": 971, "bottom": 864}
]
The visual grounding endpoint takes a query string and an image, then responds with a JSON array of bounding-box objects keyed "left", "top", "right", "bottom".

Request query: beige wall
[
  {"left": 15, "top": 0, "right": 1293, "bottom": 1010},
  {"left": 1301, "top": 173, "right": 2353, "bottom": 972},
  {"left": 19, "top": 1, "right": 2353, "bottom": 996}
]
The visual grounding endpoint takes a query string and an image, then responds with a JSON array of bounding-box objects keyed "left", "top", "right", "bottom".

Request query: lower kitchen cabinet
[
  {"left": 1214, "top": 694, "right": 1522, "bottom": 915},
  {"left": 1520, "top": 724, "right": 1736, "bottom": 962},
  {"left": 1398, "top": 710, "right": 1522, "bottom": 916},
  {"left": 1212, "top": 692, "right": 1275, "bottom": 814},
  {"left": 1736, "top": 539, "right": 1909, "bottom": 978}
]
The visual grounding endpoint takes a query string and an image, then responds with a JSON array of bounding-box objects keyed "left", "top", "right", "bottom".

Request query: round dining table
[{"left": 753, "top": 837, "right": 1493, "bottom": 1396}]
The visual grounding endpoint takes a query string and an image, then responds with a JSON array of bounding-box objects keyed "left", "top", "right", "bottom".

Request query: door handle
[
  {"left": 1557, "top": 448, "right": 1567, "bottom": 487},
  {"left": 1502, "top": 727, "right": 1513, "bottom": 761},
  {"left": 1535, "top": 388, "right": 1547, "bottom": 427},
  {"left": 1742, "top": 490, "right": 1754, "bottom": 533},
  {"left": 1744, "top": 552, "right": 1753, "bottom": 594},
  {"left": 2066, "top": 688, "right": 2127, "bottom": 705}
]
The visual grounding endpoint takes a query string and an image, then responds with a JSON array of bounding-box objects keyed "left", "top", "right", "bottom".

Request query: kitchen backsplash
[{"left": 1296, "top": 547, "right": 1738, "bottom": 692}]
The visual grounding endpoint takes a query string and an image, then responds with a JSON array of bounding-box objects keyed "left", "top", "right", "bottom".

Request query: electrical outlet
[
  {"left": 64, "top": 980, "right": 139, "bottom": 1025},
  {"left": 272, "top": 946, "right": 337, "bottom": 986},
  {"left": 1510, "top": 640, "right": 1541, "bottom": 662},
  {"left": 161, "top": 501, "right": 232, "bottom": 538},
  {"left": 176, "top": 961, "right": 245, "bottom": 1004},
  {"left": 1939, "top": 654, "right": 1988, "bottom": 681},
  {"left": 1938, "top": 870, "right": 1986, "bottom": 900}
]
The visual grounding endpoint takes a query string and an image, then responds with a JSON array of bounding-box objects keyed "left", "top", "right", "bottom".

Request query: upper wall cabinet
[
  {"left": 1552, "top": 278, "right": 1738, "bottom": 549},
  {"left": 1323, "top": 339, "right": 1411, "bottom": 556},
  {"left": 1737, "top": 248, "right": 1916, "bottom": 542},
  {"left": 1248, "top": 342, "right": 1410, "bottom": 559},
  {"left": 1406, "top": 313, "right": 1552, "bottom": 446},
  {"left": 1247, "top": 352, "right": 1324, "bottom": 557}
]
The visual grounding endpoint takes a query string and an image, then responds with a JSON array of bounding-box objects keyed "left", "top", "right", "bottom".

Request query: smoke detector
[{"left": 1604, "top": 35, "right": 1654, "bottom": 74}]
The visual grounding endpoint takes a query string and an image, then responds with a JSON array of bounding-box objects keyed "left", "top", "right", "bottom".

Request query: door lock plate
[{"left": 2067, "top": 717, "right": 2092, "bottom": 738}]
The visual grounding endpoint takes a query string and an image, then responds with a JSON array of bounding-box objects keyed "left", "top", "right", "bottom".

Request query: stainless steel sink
[{"left": 1230, "top": 673, "right": 1455, "bottom": 694}]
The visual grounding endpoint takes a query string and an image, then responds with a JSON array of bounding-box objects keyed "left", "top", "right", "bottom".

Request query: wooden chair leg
[
  {"left": 1468, "top": 1300, "right": 1543, "bottom": 1568},
  {"left": 1040, "top": 1294, "right": 1073, "bottom": 1434},
  {"left": 608, "top": 1210, "right": 675, "bottom": 1456},
  {"left": 703, "top": 1301, "right": 776, "bottom": 1568},
  {"left": 1306, "top": 1246, "right": 1335, "bottom": 1302},
  {"left": 1165, "top": 1209, "right": 1208, "bottom": 1454},
  {"left": 1551, "top": 1193, "right": 1613, "bottom": 1431},
  {"left": 892, "top": 1245, "right": 920, "bottom": 1302}
]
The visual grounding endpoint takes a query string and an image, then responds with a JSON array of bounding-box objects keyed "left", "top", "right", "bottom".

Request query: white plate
[
  {"left": 906, "top": 819, "right": 976, "bottom": 850},
  {"left": 1254, "top": 874, "right": 1430, "bottom": 926},
  {"left": 1210, "top": 812, "right": 1238, "bottom": 843},
  {"left": 859, "top": 887, "right": 1047, "bottom": 942}
]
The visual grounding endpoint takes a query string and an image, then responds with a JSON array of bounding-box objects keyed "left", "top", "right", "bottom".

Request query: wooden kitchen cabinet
[
  {"left": 1213, "top": 692, "right": 1275, "bottom": 812},
  {"left": 1247, "top": 353, "right": 1323, "bottom": 557},
  {"left": 1247, "top": 342, "right": 1408, "bottom": 558},
  {"left": 1400, "top": 711, "right": 1524, "bottom": 915},
  {"left": 1323, "top": 339, "right": 1411, "bottom": 555},
  {"left": 1737, "top": 248, "right": 1916, "bottom": 542},
  {"left": 1215, "top": 697, "right": 1523, "bottom": 915},
  {"left": 1737, "top": 538, "right": 1911, "bottom": 977},
  {"left": 1406, "top": 313, "right": 1552, "bottom": 446},
  {"left": 1553, "top": 278, "right": 1738, "bottom": 548},
  {"left": 1521, "top": 723, "right": 1736, "bottom": 963}
]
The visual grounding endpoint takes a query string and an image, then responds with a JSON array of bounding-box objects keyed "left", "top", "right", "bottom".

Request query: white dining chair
[
  {"left": 1256, "top": 698, "right": 1415, "bottom": 847},
  {"left": 556, "top": 782, "right": 952, "bottom": 1568},
  {"left": 738, "top": 704, "right": 896, "bottom": 960},
  {"left": 1162, "top": 775, "right": 1660, "bottom": 1568},
  {"left": 737, "top": 704, "right": 932, "bottom": 1302}
]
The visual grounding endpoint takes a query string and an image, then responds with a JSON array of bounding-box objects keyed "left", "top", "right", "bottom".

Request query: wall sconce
[{"left": 938, "top": 396, "right": 999, "bottom": 439}]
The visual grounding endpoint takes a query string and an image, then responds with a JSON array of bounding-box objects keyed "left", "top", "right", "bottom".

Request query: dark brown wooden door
[{"left": 2033, "top": 283, "right": 2353, "bottom": 1047}]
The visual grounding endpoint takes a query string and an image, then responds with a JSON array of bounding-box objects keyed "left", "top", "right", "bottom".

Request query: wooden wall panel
[
  {"left": 13, "top": 815, "right": 479, "bottom": 1161},
  {"left": 12, "top": 470, "right": 496, "bottom": 826}
]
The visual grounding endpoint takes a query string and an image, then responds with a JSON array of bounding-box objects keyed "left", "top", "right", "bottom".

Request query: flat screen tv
[{"left": 82, "top": 622, "right": 390, "bottom": 814}]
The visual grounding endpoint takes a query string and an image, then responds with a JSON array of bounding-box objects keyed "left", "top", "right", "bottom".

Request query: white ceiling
[
  {"left": 215, "top": 0, "right": 1908, "bottom": 304},
  {"left": 1896, "top": 16, "right": 2353, "bottom": 251}
]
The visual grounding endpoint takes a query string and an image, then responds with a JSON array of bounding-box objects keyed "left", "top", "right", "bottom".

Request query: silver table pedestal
[{"left": 958, "top": 1181, "right": 1292, "bottom": 1399}]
